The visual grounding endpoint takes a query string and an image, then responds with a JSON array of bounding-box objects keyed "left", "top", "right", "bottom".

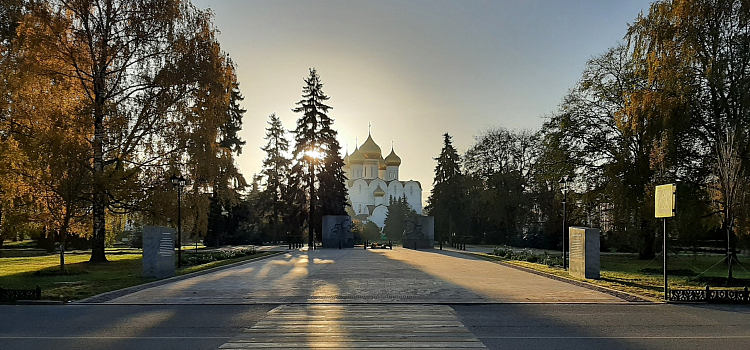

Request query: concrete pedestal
[
  {"left": 322, "top": 215, "right": 354, "bottom": 248},
  {"left": 142, "top": 226, "right": 176, "bottom": 279},
  {"left": 568, "top": 226, "right": 600, "bottom": 279},
  {"left": 403, "top": 216, "right": 434, "bottom": 250}
]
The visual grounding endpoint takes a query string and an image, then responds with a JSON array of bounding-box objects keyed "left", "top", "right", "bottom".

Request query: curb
[
  {"left": 0, "top": 300, "right": 65, "bottom": 305},
  {"left": 76, "top": 250, "right": 288, "bottom": 304},
  {"left": 14, "top": 300, "right": 65, "bottom": 305},
  {"left": 466, "top": 252, "right": 658, "bottom": 303}
]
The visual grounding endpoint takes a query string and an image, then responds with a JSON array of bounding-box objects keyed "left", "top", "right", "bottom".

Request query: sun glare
[{"left": 305, "top": 148, "right": 324, "bottom": 160}]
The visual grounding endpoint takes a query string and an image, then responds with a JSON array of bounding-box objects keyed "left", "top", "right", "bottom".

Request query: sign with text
[
  {"left": 142, "top": 226, "right": 176, "bottom": 279},
  {"left": 568, "top": 227, "right": 600, "bottom": 279},
  {"left": 655, "top": 184, "right": 676, "bottom": 218}
]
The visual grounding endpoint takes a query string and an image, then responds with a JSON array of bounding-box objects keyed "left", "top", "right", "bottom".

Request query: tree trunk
[
  {"left": 727, "top": 217, "right": 734, "bottom": 281},
  {"left": 0, "top": 206, "right": 4, "bottom": 257},
  {"left": 90, "top": 78, "right": 108, "bottom": 263},
  {"left": 60, "top": 227, "right": 67, "bottom": 272},
  {"left": 639, "top": 219, "right": 656, "bottom": 260},
  {"left": 308, "top": 161, "right": 315, "bottom": 249}
]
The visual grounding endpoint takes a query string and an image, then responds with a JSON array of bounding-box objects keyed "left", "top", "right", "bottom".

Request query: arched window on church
[
  {"left": 358, "top": 204, "right": 362, "bottom": 213},
  {"left": 359, "top": 185, "right": 362, "bottom": 194},
  {"left": 410, "top": 186, "right": 413, "bottom": 196}
]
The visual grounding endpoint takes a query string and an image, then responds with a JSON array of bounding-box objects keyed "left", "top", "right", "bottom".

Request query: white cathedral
[{"left": 344, "top": 132, "right": 422, "bottom": 228}]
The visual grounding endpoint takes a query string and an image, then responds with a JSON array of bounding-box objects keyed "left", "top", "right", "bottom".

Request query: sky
[{"left": 191, "top": 0, "right": 655, "bottom": 205}]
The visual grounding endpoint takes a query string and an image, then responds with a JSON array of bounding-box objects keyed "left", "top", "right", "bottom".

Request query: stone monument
[
  {"left": 322, "top": 215, "right": 354, "bottom": 248},
  {"left": 402, "top": 216, "right": 434, "bottom": 250},
  {"left": 142, "top": 226, "right": 176, "bottom": 279},
  {"left": 568, "top": 226, "right": 600, "bottom": 279}
]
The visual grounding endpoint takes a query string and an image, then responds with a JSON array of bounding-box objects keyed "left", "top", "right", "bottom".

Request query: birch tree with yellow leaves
[{"left": 2, "top": 0, "right": 246, "bottom": 262}]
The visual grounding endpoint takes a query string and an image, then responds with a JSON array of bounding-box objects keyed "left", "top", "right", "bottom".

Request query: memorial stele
[
  {"left": 322, "top": 215, "right": 355, "bottom": 248},
  {"left": 568, "top": 226, "right": 600, "bottom": 279},
  {"left": 343, "top": 131, "right": 422, "bottom": 227},
  {"left": 142, "top": 226, "right": 176, "bottom": 279}
]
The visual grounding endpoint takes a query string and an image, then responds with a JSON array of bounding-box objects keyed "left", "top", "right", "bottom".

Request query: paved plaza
[
  {"left": 94, "top": 247, "right": 623, "bottom": 349},
  {"left": 101, "top": 247, "right": 624, "bottom": 304}
]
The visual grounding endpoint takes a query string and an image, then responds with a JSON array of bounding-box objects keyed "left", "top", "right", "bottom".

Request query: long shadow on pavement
[{"left": 31, "top": 247, "right": 750, "bottom": 350}]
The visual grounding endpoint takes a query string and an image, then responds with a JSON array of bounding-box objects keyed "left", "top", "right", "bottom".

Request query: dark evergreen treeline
[{"left": 223, "top": 68, "right": 348, "bottom": 246}]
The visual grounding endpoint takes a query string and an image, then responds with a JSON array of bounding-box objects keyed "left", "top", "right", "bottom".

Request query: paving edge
[
  {"left": 84, "top": 301, "right": 641, "bottom": 305},
  {"left": 465, "top": 252, "right": 658, "bottom": 303},
  {"left": 75, "top": 251, "right": 288, "bottom": 304},
  {"left": 0, "top": 300, "right": 65, "bottom": 305}
]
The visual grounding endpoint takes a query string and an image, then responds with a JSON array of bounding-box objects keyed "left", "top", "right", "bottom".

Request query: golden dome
[
  {"left": 385, "top": 147, "right": 401, "bottom": 166},
  {"left": 359, "top": 133, "right": 381, "bottom": 159},
  {"left": 349, "top": 146, "right": 365, "bottom": 165},
  {"left": 378, "top": 156, "right": 386, "bottom": 170},
  {"left": 374, "top": 186, "right": 385, "bottom": 197}
]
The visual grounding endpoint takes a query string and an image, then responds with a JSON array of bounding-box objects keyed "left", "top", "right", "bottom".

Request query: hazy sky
[{"left": 191, "top": 0, "right": 654, "bottom": 205}]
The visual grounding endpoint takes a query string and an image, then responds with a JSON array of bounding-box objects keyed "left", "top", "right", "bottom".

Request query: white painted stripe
[{"left": 216, "top": 304, "right": 489, "bottom": 349}]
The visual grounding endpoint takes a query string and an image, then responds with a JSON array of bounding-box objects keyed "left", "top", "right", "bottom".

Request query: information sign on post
[
  {"left": 655, "top": 183, "right": 676, "bottom": 301},
  {"left": 655, "top": 184, "right": 676, "bottom": 218}
]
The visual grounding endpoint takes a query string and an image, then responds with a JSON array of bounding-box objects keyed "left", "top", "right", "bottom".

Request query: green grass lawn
[
  {"left": 0, "top": 249, "right": 149, "bottom": 301},
  {"left": 600, "top": 253, "right": 750, "bottom": 295},
  {"left": 0, "top": 248, "right": 275, "bottom": 302},
  {"left": 476, "top": 252, "right": 750, "bottom": 300}
]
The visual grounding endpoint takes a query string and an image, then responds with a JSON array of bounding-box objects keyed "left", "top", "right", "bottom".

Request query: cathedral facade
[{"left": 344, "top": 133, "right": 422, "bottom": 228}]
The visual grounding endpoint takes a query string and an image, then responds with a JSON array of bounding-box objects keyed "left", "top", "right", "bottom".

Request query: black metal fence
[
  {"left": 0, "top": 286, "right": 42, "bottom": 303},
  {"left": 670, "top": 286, "right": 750, "bottom": 303}
]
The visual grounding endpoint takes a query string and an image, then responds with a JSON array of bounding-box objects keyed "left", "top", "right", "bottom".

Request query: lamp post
[
  {"left": 171, "top": 174, "right": 186, "bottom": 267},
  {"left": 559, "top": 176, "right": 570, "bottom": 270}
]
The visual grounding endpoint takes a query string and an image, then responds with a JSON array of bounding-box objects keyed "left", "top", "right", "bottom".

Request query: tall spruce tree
[
  {"left": 317, "top": 132, "right": 348, "bottom": 218},
  {"left": 260, "top": 113, "right": 291, "bottom": 243},
  {"left": 284, "top": 169, "right": 309, "bottom": 246},
  {"left": 291, "top": 68, "right": 346, "bottom": 245},
  {"left": 426, "top": 133, "right": 465, "bottom": 244}
]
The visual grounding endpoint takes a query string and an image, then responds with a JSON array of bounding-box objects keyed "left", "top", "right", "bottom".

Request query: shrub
[
  {"left": 180, "top": 246, "right": 257, "bottom": 267},
  {"left": 492, "top": 247, "right": 562, "bottom": 268}
]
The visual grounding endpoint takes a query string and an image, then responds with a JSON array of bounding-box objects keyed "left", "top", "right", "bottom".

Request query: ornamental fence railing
[
  {"left": 0, "top": 286, "right": 42, "bottom": 303},
  {"left": 670, "top": 286, "right": 749, "bottom": 303}
]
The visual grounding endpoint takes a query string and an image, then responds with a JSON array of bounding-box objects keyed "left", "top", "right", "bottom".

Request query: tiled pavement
[
  {"left": 103, "top": 248, "right": 625, "bottom": 304},
  {"left": 98, "top": 247, "right": 629, "bottom": 349}
]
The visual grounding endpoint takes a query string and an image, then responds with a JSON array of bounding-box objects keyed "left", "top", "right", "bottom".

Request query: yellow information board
[{"left": 655, "top": 184, "right": 676, "bottom": 218}]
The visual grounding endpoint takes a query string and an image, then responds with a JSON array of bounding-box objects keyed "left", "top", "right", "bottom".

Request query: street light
[
  {"left": 171, "top": 174, "right": 187, "bottom": 267},
  {"left": 559, "top": 176, "right": 570, "bottom": 270}
]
